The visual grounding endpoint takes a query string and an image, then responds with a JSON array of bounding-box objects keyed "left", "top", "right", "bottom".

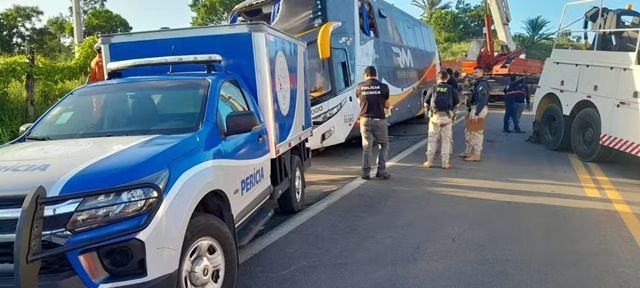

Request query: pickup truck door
[{"left": 215, "top": 78, "right": 271, "bottom": 224}]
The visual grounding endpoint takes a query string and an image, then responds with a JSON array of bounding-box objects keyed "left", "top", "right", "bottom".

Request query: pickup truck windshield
[{"left": 27, "top": 79, "right": 209, "bottom": 140}]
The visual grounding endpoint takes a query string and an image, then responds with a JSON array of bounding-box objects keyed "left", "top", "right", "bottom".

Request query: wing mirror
[
  {"left": 224, "top": 111, "right": 260, "bottom": 137},
  {"left": 19, "top": 123, "right": 33, "bottom": 135}
]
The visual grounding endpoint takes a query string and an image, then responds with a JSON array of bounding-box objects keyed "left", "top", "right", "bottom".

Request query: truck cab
[{"left": 2, "top": 23, "right": 311, "bottom": 288}]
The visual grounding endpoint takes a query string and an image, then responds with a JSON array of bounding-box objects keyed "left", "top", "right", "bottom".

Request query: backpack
[{"left": 432, "top": 85, "right": 450, "bottom": 111}]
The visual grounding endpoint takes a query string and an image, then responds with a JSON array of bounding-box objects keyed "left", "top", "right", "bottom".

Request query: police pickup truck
[{"left": 1, "top": 22, "right": 311, "bottom": 288}]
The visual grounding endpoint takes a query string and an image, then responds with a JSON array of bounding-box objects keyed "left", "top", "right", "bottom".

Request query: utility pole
[{"left": 71, "top": 0, "right": 84, "bottom": 56}]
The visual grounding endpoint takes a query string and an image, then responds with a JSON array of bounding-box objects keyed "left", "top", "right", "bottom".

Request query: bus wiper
[{"left": 25, "top": 136, "right": 51, "bottom": 141}]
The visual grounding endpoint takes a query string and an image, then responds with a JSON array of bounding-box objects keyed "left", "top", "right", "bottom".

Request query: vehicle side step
[{"left": 237, "top": 207, "right": 274, "bottom": 248}]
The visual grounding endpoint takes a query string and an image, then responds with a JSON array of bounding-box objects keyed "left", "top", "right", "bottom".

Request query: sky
[{"left": 0, "top": 0, "right": 634, "bottom": 36}]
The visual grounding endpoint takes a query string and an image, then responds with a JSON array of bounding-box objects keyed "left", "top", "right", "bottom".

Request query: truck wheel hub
[
  {"left": 183, "top": 237, "right": 225, "bottom": 287},
  {"left": 189, "top": 257, "right": 213, "bottom": 285}
]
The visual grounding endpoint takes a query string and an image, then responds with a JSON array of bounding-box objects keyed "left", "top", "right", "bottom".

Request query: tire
[
  {"left": 178, "top": 213, "right": 237, "bottom": 288},
  {"left": 571, "top": 108, "right": 613, "bottom": 162},
  {"left": 540, "top": 104, "right": 571, "bottom": 151},
  {"left": 277, "top": 154, "right": 305, "bottom": 214}
]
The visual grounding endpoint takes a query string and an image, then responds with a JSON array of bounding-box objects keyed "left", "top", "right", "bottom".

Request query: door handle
[{"left": 258, "top": 134, "right": 265, "bottom": 142}]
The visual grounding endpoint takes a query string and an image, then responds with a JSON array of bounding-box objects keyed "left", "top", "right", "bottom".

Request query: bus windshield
[{"left": 308, "top": 42, "right": 332, "bottom": 98}]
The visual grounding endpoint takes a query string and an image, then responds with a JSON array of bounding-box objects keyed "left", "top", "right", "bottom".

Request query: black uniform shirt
[{"left": 356, "top": 78, "right": 390, "bottom": 119}]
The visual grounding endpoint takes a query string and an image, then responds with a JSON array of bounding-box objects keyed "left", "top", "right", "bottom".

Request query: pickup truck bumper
[
  {"left": 0, "top": 273, "right": 84, "bottom": 288},
  {"left": 12, "top": 184, "right": 164, "bottom": 287}
]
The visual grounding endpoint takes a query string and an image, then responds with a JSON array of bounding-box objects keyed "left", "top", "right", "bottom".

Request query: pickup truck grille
[
  {"left": 0, "top": 213, "right": 72, "bottom": 235},
  {"left": 0, "top": 241, "right": 74, "bottom": 276},
  {"left": 0, "top": 196, "right": 25, "bottom": 209}
]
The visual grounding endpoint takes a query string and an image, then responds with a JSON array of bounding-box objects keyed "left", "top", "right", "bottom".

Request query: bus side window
[
  {"left": 415, "top": 23, "right": 425, "bottom": 50},
  {"left": 403, "top": 19, "right": 416, "bottom": 47},
  {"left": 331, "top": 48, "right": 351, "bottom": 93},
  {"left": 359, "top": 1, "right": 378, "bottom": 38}
]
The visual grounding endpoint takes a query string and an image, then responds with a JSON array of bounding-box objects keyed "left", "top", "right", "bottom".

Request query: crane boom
[
  {"left": 458, "top": 0, "right": 543, "bottom": 104},
  {"left": 486, "top": 0, "right": 517, "bottom": 52}
]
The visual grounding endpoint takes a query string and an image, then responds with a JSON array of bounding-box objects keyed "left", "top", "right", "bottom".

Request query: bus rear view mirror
[{"left": 318, "top": 21, "right": 342, "bottom": 60}]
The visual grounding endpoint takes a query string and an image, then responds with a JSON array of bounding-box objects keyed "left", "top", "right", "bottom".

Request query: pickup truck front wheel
[
  {"left": 179, "top": 213, "right": 237, "bottom": 288},
  {"left": 278, "top": 154, "right": 305, "bottom": 214}
]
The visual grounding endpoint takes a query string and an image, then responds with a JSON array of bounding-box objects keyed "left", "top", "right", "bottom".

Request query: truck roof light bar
[{"left": 106, "top": 54, "right": 223, "bottom": 73}]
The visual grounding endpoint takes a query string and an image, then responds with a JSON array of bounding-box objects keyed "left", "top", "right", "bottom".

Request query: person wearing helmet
[{"left": 87, "top": 42, "right": 105, "bottom": 83}]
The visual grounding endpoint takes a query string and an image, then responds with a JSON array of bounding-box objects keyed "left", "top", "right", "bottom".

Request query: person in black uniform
[
  {"left": 357, "top": 66, "right": 391, "bottom": 180},
  {"left": 460, "top": 66, "right": 490, "bottom": 162},
  {"left": 446, "top": 68, "right": 458, "bottom": 90}
]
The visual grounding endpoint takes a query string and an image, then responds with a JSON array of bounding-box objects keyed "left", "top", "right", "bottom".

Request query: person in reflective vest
[
  {"left": 87, "top": 43, "right": 105, "bottom": 84},
  {"left": 423, "top": 71, "right": 460, "bottom": 169},
  {"left": 503, "top": 76, "right": 529, "bottom": 133}
]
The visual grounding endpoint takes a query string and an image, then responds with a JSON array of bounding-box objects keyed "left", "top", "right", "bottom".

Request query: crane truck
[
  {"left": 2, "top": 22, "right": 312, "bottom": 288},
  {"left": 531, "top": 1, "right": 640, "bottom": 162},
  {"left": 457, "top": 0, "right": 543, "bottom": 103}
]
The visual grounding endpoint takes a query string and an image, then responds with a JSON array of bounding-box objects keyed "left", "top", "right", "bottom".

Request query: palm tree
[
  {"left": 411, "top": 0, "right": 452, "bottom": 16},
  {"left": 522, "top": 15, "right": 554, "bottom": 45}
]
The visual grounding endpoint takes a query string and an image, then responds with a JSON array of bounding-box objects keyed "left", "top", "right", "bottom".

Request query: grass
[
  {"left": 438, "top": 41, "right": 471, "bottom": 61},
  {"left": 0, "top": 79, "right": 84, "bottom": 143}
]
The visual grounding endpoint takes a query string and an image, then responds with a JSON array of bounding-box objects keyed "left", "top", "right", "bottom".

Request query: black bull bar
[{"left": 13, "top": 183, "right": 163, "bottom": 287}]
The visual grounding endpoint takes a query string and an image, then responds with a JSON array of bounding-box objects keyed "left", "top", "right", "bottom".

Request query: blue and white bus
[{"left": 230, "top": 0, "right": 441, "bottom": 150}]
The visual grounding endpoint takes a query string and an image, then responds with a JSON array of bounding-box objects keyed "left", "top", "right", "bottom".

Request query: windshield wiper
[{"left": 25, "top": 136, "right": 51, "bottom": 141}]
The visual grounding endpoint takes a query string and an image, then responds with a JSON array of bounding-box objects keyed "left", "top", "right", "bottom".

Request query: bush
[
  {"left": 0, "top": 79, "right": 83, "bottom": 143},
  {"left": 0, "top": 37, "right": 97, "bottom": 144},
  {"left": 438, "top": 42, "right": 471, "bottom": 61}
]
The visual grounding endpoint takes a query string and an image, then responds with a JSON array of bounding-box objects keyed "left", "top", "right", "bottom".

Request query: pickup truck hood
[{"left": 0, "top": 135, "right": 198, "bottom": 196}]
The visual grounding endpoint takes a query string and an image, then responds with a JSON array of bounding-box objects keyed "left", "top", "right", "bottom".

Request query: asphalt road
[{"left": 240, "top": 107, "right": 640, "bottom": 288}]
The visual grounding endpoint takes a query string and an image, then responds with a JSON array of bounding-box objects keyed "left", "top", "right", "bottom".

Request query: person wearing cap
[
  {"left": 356, "top": 66, "right": 391, "bottom": 180},
  {"left": 87, "top": 42, "right": 105, "bottom": 84}
]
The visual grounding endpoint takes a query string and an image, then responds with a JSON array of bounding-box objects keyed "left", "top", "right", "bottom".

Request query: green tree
[
  {"left": 411, "top": 0, "right": 452, "bottom": 16},
  {"left": 189, "top": 0, "right": 244, "bottom": 26},
  {"left": 454, "top": 0, "right": 485, "bottom": 39},
  {"left": 63, "top": 0, "right": 131, "bottom": 38},
  {"left": 67, "top": 0, "right": 108, "bottom": 18},
  {"left": 83, "top": 8, "right": 132, "bottom": 37},
  {"left": 47, "top": 14, "right": 70, "bottom": 39},
  {"left": 522, "top": 15, "right": 554, "bottom": 46},
  {"left": 0, "top": 5, "right": 44, "bottom": 54},
  {"left": 423, "top": 9, "right": 464, "bottom": 44}
]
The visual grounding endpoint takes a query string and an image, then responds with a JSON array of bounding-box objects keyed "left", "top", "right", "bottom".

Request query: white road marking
[{"left": 239, "top": 113, "right": 466, "bottom": 263}]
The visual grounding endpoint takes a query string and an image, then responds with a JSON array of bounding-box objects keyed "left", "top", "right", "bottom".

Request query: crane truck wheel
[
  {"left": 278, "top": 154, "right": 306, "bottom": 214},
  {"left": 540, "top": 104, "right": 571, "bottom": 151},
  {"left": 571, "top": 108, "right": 613, "bottom": 162}
]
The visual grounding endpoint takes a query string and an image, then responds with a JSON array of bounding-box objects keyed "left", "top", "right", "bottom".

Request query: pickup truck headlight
[
  {"left": 65, "top": 169, "right": 168, "bottom": 232},
  {"left": 66, "top": 188, "right": 159, "bottom": 232}
]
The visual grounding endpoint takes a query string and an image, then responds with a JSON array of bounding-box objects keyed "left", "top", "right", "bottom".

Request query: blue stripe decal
[
  {"left": 303, "top": 47, "right": 312, "bottom": 129},
  {"left": 60, "top": 134, "right": 199, "bottom": 196}
]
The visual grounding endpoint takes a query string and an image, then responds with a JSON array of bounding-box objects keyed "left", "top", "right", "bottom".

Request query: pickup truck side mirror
[
  {"left": 19, "top": 123, "right": 33, "bottom": 135},
  {"left": 224, "top": 111, "right": 260, "bottom": 137}
]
